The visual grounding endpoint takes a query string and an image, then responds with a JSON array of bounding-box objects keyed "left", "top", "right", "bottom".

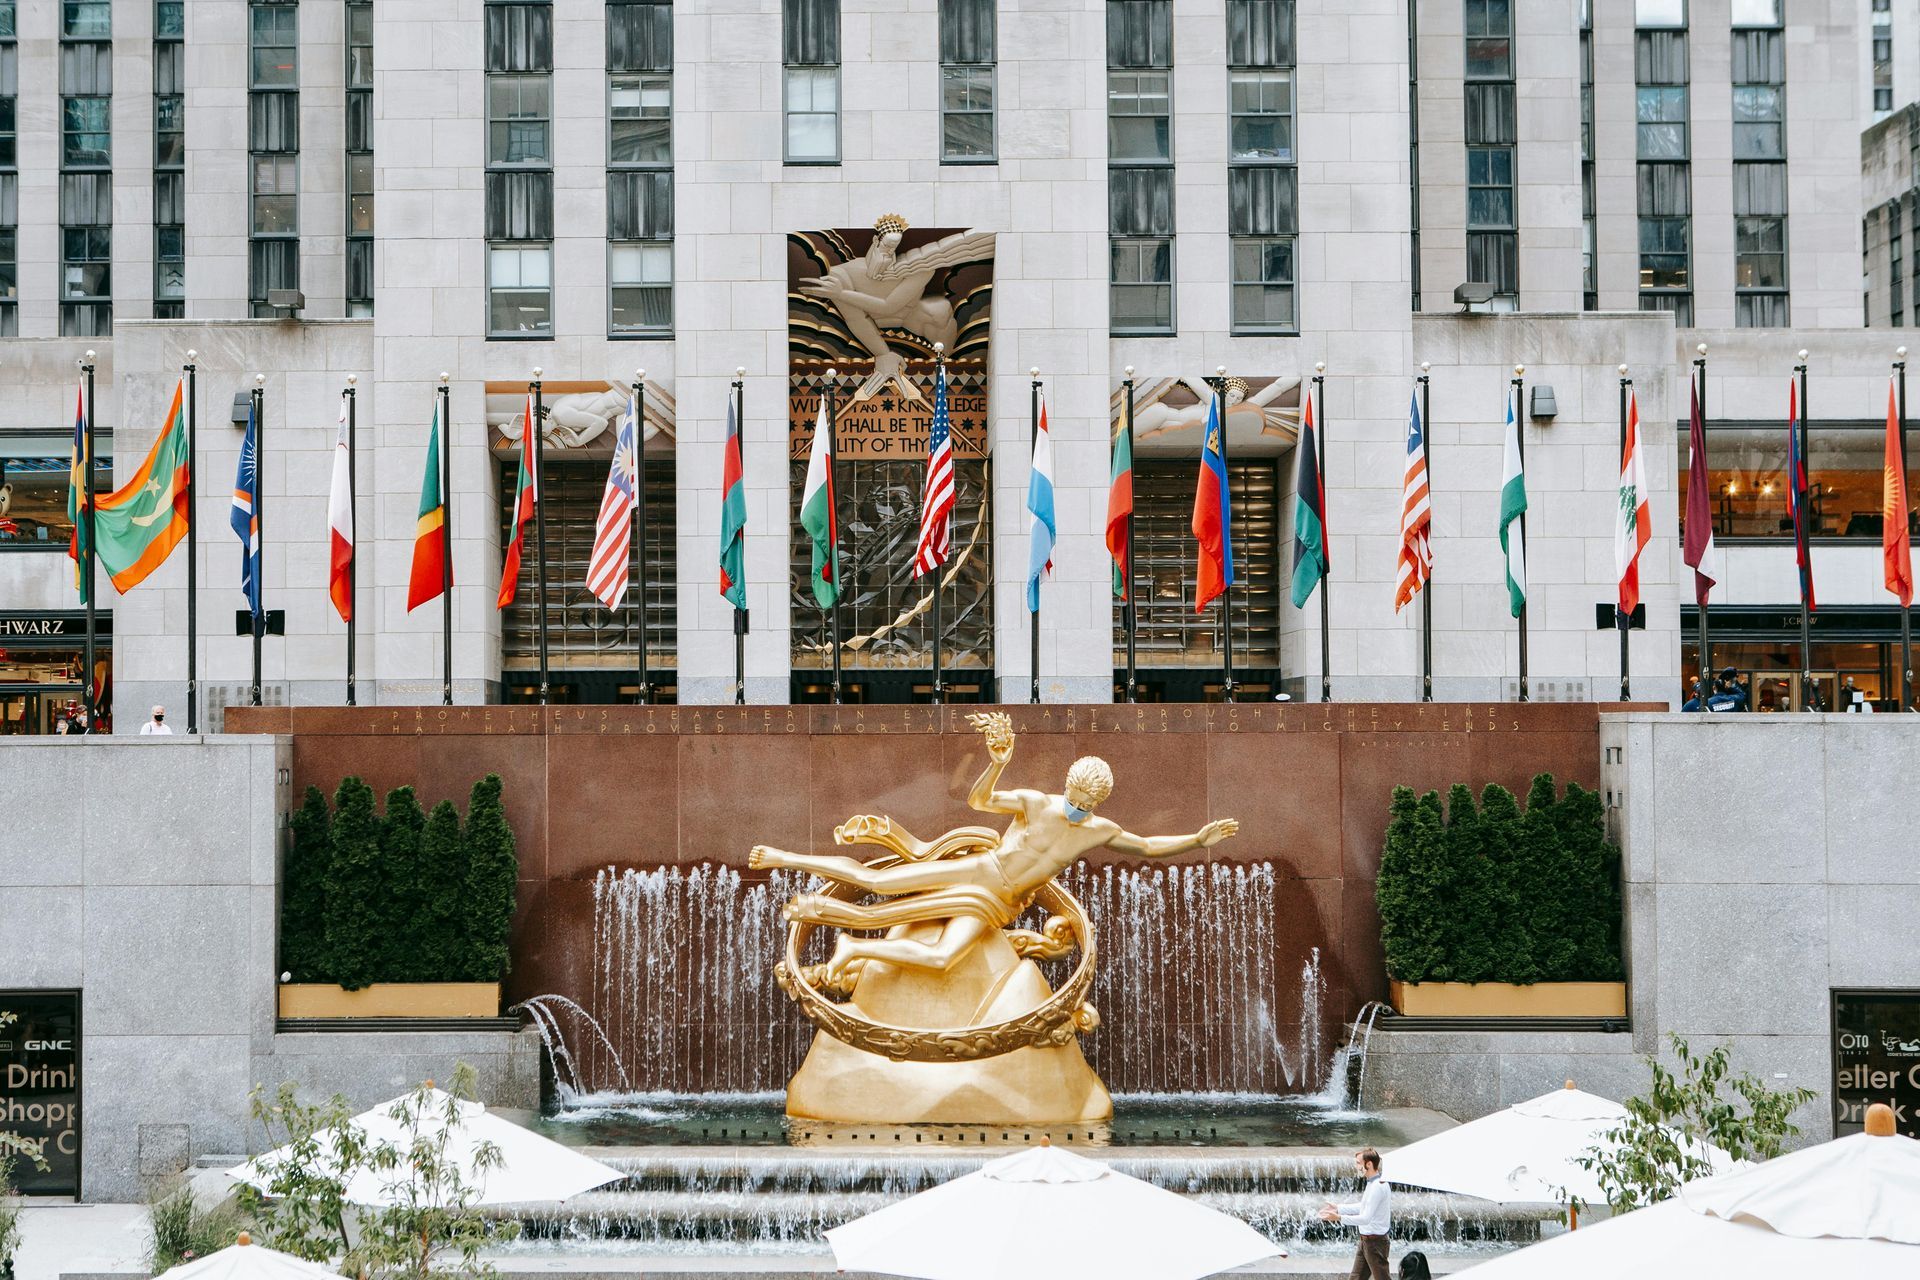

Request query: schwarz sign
[
  {"left": 0, "top": 990, "right": 81, "bottom": 1195},
  {"left": 1832, "top": 988, "right": 1920, "bottom": 1138}
]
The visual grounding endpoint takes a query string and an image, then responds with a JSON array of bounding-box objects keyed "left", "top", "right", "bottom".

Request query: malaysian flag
[
  {"left": 913, "top": 363, "right": 956, "bottom": 577},
  {"left": 1395, "top": 389, "right": 1432, "bottom": 612},
  {"left": 585, "top": 391, "right": 640, "bottom": 608}
]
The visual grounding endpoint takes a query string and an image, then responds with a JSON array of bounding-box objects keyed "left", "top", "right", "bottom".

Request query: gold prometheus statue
[{"left": 751, "top": 711, "right": 1238, "bottom": 1123}]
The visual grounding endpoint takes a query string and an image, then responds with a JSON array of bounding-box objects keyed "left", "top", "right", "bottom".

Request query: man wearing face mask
[{"left": 140, "top": 705, "right": 175, "bottom": 735}]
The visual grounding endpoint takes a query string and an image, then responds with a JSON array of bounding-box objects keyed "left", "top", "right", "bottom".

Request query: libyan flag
[{"left": 91, "top": 381, "right": 192, "bottom": 593}]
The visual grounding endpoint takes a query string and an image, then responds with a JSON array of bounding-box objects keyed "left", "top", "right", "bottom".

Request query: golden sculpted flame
[{"left": 751, "top": 711, "right": 1238, "bottom": 1123}]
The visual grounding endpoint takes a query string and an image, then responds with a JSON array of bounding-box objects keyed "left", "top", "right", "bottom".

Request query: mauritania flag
[
  {"left": 406, "top": 400, "right": 449, "bottom": 612},
  {"left": 1025, "top": 393, "right": 1056, "bottom": 614},
  {"left": 799, "top": 394, "right": 839, "bottom": 609},
  {"left": 718, "top": 390, "right": 747, "bottom": 610},
  {"left": 91, "top": 380, "right": 192, "bottom": 593},
  {"left": 231, "top": 399, "right": 264, "bottom": 619},
  {"left": 1499, "top": 400, "right": 1527, "bottom": 618}
]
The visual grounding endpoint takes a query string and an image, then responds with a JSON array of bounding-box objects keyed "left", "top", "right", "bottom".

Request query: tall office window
[
  {"left": 1580, "top": 0, "right": 1596, "bottom": 311},
  {"left": 345, "top": 0, "right": 371, "bottom": 316},
  {"left": 486, "top": 0, "right": 553, "bottom": 336},
  {"left": 60, "top": 1, "right": 111, "bottom": 336},
  {"left": 1872, "top": 0, "right": 1892, "bottom": 115},
  {"left": 1864, "top": 211, "right": 1875, "bottom": 328},
  {"left": 1635, "top": 0, "right": 1691, "bottom": 327},
  {"left": 153, "top": 1, "right": 184, "bottom": 318},
  {"left": 783, "top": 0, "right": 838, "bottom": 163},
  {"left": 1109, "top": 0, "right": 1173, "bottom": 335},
  {"left": 1465, "top": 0, "right": 1517, "bottom": 310},
  {"left": 1227, "top": 0, "right": 1295, "bottom": 333},
  {"left": 0, "top": 1, "right": 16, "bottom": 336},
  {"left": 249, "top": 0, "right": 299, "bottom": 317},
  {"left": 1731, "top": 4, "right": 1786, "bottom": 328},
  {"left": 939, "top": 0, "right": 994, "bottom": 162},
  {"left": 608, "top": 0, "right": 671, "bottom": 336},
  {"left": 1910, "top": 198, "right": 1919, "bottom": 327},
  {"left": 1892, "top": 201, "right": 1905, "bottom": 328}
]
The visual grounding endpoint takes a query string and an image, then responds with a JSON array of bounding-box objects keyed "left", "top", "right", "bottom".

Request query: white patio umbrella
[
  {"left": 825, "top": 1140, "right": 1283, "bottom": 1280},
  {"left": 151, "top": 1233, "right": 342, "bottom": 1280},
  {"left": 1382, "top": 1082, "right": 1738, "bottom": 1205},
  {"left": 1459, "top": 1104, "right": 1920, "bottom": 1278},
  {"left": 231, "top": 1088, "right": 622, "bottom": 1207}
]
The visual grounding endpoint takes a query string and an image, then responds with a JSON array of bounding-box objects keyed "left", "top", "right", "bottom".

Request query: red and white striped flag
[
  {"left": 1616, "top": 388, "right": 1652, "bottom": 620},
  {"left": 327, "top": 392, "right": 354, "bottom": 622},
  {"left": 913, "top": 363, "right": 956, "bottom": 577},
  {"left": 1394, "top": 389, "right": 1431, "bottom": 612},
  {"left": 585, "top": 390, "right": 640, "bottom": 608}
]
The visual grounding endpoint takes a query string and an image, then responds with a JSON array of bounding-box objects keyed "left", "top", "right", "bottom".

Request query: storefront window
[
  {"left": 1679, "top": 422, "right": 1920, "bottom": 542},
  {"left": 0, "top": 440, "right": 111, "bottom": 547},
  {"left": 0, "top": 638, "right": 106, "bottom": 732},
  {"left": 1683, "top": 634, "right": 1904, "bottom": 712}
]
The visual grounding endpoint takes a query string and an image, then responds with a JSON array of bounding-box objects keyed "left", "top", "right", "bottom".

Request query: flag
[
  {"left": 327, "top": 394, "right": 354, "bottom": 622},
  {"left": 585, "top": 391, "right": 641, "bottom": 608},
  {"left": 1499, "top": 400, "right": 1527, "bottom": 618},
  {"left": 1616, "top": 389, "right": 1652, "bottom": 623},
  {"left": 799, "top": 394, "right": 839, "bottom": 610},
  {"left": 913, "top": 363, "right": 955, "bottom": 577},
  {"left": 1682, "top": 379, "right": 1718, "bottom": 606},
  {"left": 1395, "top": 389, "right": 1431, "bottom": 612},
  {"left": 1025, "top": 394, "right": 1056, "bottom": 613},
  {"left": 495, "top": 393, "right": 538, "bottom": 610},
  {"left": 718, "top": 390, "right": 747, "bottom": 610},
  {"left": 1288, "top": 388, "right": 1326, "bottom": 610},
  {"left": 406, "top": 399, "right": 450, "bottom": 612},
  {"left": 1787, "top": 378, "right": 1815, "bottom": 612},
  {"left": 1107, "top": 406, "right": 1134, "bottom": 600},
  {"left": 1885, "top": 376, "right": 1913, "bottom": 608},
  {"left": 231, "top": 399, "right": 263, "bottom": 619},
  {"left": 66, "top": 384, "right": 90, "bottom": 602},
  {"left": 92, "top": 380, "right": 192, "bottom": 593}
]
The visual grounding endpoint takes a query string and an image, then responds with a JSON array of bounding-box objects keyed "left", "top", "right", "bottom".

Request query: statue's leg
[
  {"left": 760, "top": 847, "right": 991, "bottom": 895},
  {"left": 827, "top": 915, "right": 991, "bottom": 979}
]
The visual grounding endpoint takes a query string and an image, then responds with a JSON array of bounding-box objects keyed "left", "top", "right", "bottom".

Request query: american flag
[
  {"left": 585, "top": 393, "right": 640, "bottom": 608},
  {"left": 913, "top": 363, "right": 956, "bottom": 577},
  {"left": 1394, "top": 389, "right": 1432, "bottom": 612}
]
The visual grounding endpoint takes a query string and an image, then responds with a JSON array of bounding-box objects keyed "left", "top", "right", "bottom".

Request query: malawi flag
[
  {"left": 799, "top": 394, "right": 839, "bottom": 609},
  {"left": 1289, "top": 388, "right": 1327, "bottom": 609},
  {"left": 719, "top": 390, "right": 747, "bottom": 610},
  {"left": 495, "top": 393, "right": 538, "bottom": 610},
  {"left": 406, "top": 399, "right": 449, "bottom": 611},
  {"left": 1107, "top": 414, "right": 1133, "bottom": 600},
  {"left": 92, "top": 380, "right": 192, "bottom": 593}
]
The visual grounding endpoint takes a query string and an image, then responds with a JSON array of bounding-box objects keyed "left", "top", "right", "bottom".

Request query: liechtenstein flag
[{"left": 1191, "top": 391, "right": 1235, "bottom": 612}]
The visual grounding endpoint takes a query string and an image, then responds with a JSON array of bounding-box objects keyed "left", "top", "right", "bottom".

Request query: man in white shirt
[
  {"left": 140, "top": 705, "right": 174, "bottom": 735},
  {"left": 1321, "top": 1146, "right": 1391, "bottom": 1280}
]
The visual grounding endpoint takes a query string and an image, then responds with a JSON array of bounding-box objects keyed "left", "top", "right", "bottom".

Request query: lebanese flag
[
  {"left": 327, "top": 394, "right": 354, "bottom": 622},
  {"left": 1885, "top": 376, "right": 1913, "bottom": 608},
  {"left": 496, "top": 393, "right": 538, "bottom": 609},
  {"left": 1615, "top": 388, "right": 1652, "bottom": 622}
]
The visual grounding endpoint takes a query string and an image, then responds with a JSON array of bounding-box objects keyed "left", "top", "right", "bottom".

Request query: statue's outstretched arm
[
  {"left": 964, "top": 711, "right": 1025, "bottom": 814},
  {"left": 1105, "top": 818, "right": 1239, "bottom": 858},
  {"left": 749, "top": 845, "right": 967, "bottom": 894}
]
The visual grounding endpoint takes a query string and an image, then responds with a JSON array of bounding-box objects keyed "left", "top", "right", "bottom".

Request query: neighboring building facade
[{"left": 0, "top": 0, "right": 1909, "bottom": 727}]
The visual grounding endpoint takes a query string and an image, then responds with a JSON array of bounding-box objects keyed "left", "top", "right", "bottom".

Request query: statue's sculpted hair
[{"left": 1065, "top": 756, "right": 1114, "bottom": 808}]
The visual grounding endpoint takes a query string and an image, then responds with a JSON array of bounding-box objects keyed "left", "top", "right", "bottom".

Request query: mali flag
[
  {"left": 1107, "top": 415, "right": 1134, "bottom": 600},
  {"left": 407, "top": 399, "right": 450, "bottom": 611},
  {"left": 94, "top": 381, "right": 192, "bottom": 593}
]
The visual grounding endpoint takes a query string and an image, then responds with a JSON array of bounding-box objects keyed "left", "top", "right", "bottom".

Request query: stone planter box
[
  {"left": 1389, "top": 980, "right": 1627, "bottom": 1018},
  {"left": 278, "top": 983, "right": 501, "bottom": 1019}
]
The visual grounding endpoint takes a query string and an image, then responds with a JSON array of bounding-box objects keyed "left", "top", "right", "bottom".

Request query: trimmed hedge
[
  {"left": 1377, "top": 773, "right": 1623, "bottom": 985},
  {"left": 281, "top": 774, "right": 518, "bottom": 990}
]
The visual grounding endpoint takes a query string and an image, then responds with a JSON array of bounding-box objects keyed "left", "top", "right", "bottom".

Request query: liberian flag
[
  {"left": 585, "top": 391, "right": 640, "bottom": 608},
  {"left": 1499, "top": 399, "right": 1527, "bottom": 618},
  {"left": 327, "top": 393, "right": 354, "bottom": 622},
  {"left": 1682, "top": 380, "right": 1718, "bottom": 606},
  {"left": 1288, "top": 388, "right": 1325, "bottom": 610},
  {"left": 1107, "top": 403, "right": 1134, "bottom": 600},
  {"left": 1884, "top": 376, "right": 1913, "bottom": 608},
  {"left": 406, "top": 399, "right": 450, "bottom": 611},
  {"left": 495, "top": 393, "right": 538, "bottom": 610},
  {"left": 1394, "top": 388, "right": 1431, "bottom": 613},
  {"left": 718, "top": 389, "right": 747, "bottom": 610},
  {"left": 231, "top": 399, "right": 263, "bottom": 619},
  {"left": 799, "top": 394, "right": 839, "bottom": 609},
  {"left": 1025, "top": 394, "right": 1056, "bottom": 614},
  {"left": 913, "top": 363, "right": 955, "bottom": 577},
  {"left": 1787, "top": 378, "right": 1815, "bottom": 612},
  {"left": 66, "top": 383, "right": 90, "bottom": 602},
  {"left": 1615, "top": 389, "right": 1651, "bottom": 624}
]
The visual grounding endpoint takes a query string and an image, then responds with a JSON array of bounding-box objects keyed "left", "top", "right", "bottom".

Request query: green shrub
[
  {"left": 282, "top": 786, "right": 332, "bottom": 981},
  {"left": 323, "top": 777, "right": 384, "bottom": 991},
  {"left": 413, "top": 800, "right": 468, "bottom": 983},
  {"left": 379, "top": 787, "right": 428, "bottom": 983},
  {"left": 461, "top": 774, "right": 518, "bottom": 983}
]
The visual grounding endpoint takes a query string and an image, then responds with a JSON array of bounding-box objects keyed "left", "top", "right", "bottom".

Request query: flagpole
[
  {"left": 1694, "top": 343, "right": 1711, "bottom": 689},
  {"left": 1418, "top": 362, "right": 1433, "bottom": 702},
  {"left": 1513, "top": 365, "right": 1528, "bottom": 704},
  {"left": 185, "top": 351, "right": 199, "bottom": 731},
  {"left": 825, "top": 367, "right": 843, "bottom": 705},
  {"left": 733, "top": 368, "right": 748, "bottom": 707},
  {"left": 633, "top": 369, "right": 652, "bottom": 705},
  {"left": 1211, "top": 367, "right": 1238, "bottom": 703},
  {"left": 1618, "top": 365, "right": 1631, "bottom": 702},
  {"left": 1796, "top": 351, "right": 1813, "bottom": 710},
  {"left": 1313, "top": 364, "right": 1329, "bottom": 703},
  {"left": 1898, "top": 347, "right": 1912, "bottom": 712},
  {"left": 1123, "top": 366, "right": 1139, "bottom": 703},
  {"left": 921, "top": 345, "right": 945, "bottom": 704},
  {"left": 250, "top": 376, "right": 265, "bottom": 708},
  {"left": 80, "top": 352, "right": 97, "bottom": 729},
  {"left": 438, "top": 374, "right": 453, "bottom": 706},
  {"left": 344, "top": 375, "right": 358, "bottom": 707},
  {"left": 531, "top": 368, "right": 551, "bottom": 706},
  {"left": 1030, "top": 368, "right": 1042, "bottom": 705}
]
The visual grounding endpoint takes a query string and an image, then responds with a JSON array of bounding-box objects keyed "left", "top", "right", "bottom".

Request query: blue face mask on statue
[{"left": 1065, "top": 801, "right": 1091, "bottom": 824}]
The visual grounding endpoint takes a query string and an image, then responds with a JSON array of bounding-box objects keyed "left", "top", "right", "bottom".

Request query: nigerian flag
[
  {"left": 799, "top": 394, "right": 839, "bottom": 609},
  {"left": 1499, "top": 400, "right": 1527, "bottom": 617}
]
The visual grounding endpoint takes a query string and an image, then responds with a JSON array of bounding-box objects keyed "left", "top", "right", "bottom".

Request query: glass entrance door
[{"left": 0, "top": 683, "right": 86, "bottom": 734}]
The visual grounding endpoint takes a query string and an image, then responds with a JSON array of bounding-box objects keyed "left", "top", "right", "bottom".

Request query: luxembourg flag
[
  {"left": 327, "top": 393, "right": 354, "bottom": 622},
  {"left": 1025, "top": 393, "right": 1056, "bottom": 614}
]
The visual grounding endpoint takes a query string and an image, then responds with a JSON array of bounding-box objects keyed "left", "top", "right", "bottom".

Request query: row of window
[
  {"left": 346, "top": 0, "right": 371, "bottom": 316},
  {"left": 0, "top": 2, "right": 15, "bottom": 336},
  {"left": 154, "top": 0, "right": 182, "bottom": 318},
  {"left": 1465, "top": 0, "right": 1517, "bottom": 310},
  {"left": 59, "top": 1, "right": 109, "bottom": 336},
  {"left": 249, "top": 0, "right": 298, "bottom": 317}
]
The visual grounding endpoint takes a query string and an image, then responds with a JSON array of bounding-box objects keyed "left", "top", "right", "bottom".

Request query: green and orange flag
[
  {"left": 85, "top": 380, "right": 192, "bottom": 594},
  {"left": 407, "top": 399, "right": 450, "bottom": 611}
]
